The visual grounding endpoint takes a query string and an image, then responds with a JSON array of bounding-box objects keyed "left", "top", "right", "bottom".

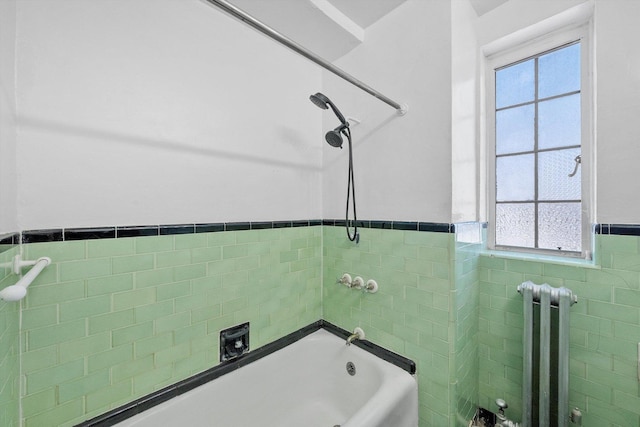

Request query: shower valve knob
[
  {"left": 337, "top": 273, "right": 352, "bottom": 287},
  {"left": 496, "top": 398, "right": 508, "bottom": 415},
  {"left": 351, "top": 276, "right": 364, "bottom": 289},
  {"left": 363, "top": 279, "right": 378, "bottom": 293}
]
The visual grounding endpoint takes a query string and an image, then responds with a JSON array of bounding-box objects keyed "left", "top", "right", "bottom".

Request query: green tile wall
[
  {"left": 19, "top": 227, "right": 321, "bottom": 426},
  {"left": 453, "top": 238, "right": 481, "bottom": 426},
  {"left": 478, "top": 234, "right": 640, "bottom": 427},
  {"left": 6, "top": 225, "right": 639, "bottom": 427},
  {"left": 0, "top": 246, "right": 20, "bottom": 427},
  {"left": 323, "top": 226, "right": 459, "bottom": 426}
]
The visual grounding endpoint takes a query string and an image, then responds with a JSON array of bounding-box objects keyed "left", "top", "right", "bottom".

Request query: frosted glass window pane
[
  {"left": 539, "top": 94, "right": 581, "bottom": 150},
  {"left": 496, "top": 104, "right": 535, "bottom": 155},
  {"left": 496, "top": 154, "right": 534, "bottom": 201},
  {"left": 538, "top": 203, "right": 581, "bottom": 251},
  {"left": 539, "top": 43, "right": 580, "bottom": 99},
  {"left": 538, "top": 148, "right": 581, "bottom": 200},
  {"left": 496, "top": 203, "right": 535, "bottom": 248},
  {"left": 496, "top": 59, "right": 534, "bottom": 109}
]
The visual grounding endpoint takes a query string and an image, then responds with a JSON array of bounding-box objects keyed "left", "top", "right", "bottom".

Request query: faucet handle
[
  {"left": 337, "top": 273, "right": 352, "bottom": 287},
  {"left": 363, "top": 279, "right": 378, "bottom": 293},
  {"left": 496, "top": 398, "right": 508, "bottom": 415},
  {"left": 351, "top": 276, "right": 364, "bottom": 290}
]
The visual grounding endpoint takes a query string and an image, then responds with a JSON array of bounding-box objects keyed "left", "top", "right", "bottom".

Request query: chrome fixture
[
  {"left": 496, "top": 399, "right": 519, "bottom": 427},
  {"left": 351, "top": 276, "right": 364, "bottom": 290},
  {"left": 202, "top": 0, "right": 408, "bottom": 114},
  {"left": 337, "top": 273, "right": 353, "bottom": 287},
  {"left": 346, "top": 327, "right": 365, "bottom": 346},
  {"left": 363, "top": 279, "right": 378, "bottom": 293},
  {"left": 310, "top": 92, "right": 359, "bottom": 243},
  {"left": 336, "top": 273, "right": 379, "bottom": 293}
]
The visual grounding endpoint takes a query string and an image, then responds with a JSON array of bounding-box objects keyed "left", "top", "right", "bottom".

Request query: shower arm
[{"left": 202, "top": 0, "right": 408, "bottom": 115}]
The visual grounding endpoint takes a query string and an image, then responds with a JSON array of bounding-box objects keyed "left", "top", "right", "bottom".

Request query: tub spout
[{"left": 345, "top": 327, "right": 365, "bottom": 346}]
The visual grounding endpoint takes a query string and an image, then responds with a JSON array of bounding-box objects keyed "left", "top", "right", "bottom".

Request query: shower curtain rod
[{"left": 203, "top": 0, "right": 408, "bottom": 115}]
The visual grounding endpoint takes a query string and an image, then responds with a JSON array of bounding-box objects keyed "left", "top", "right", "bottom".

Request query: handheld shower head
[
  {"left": 309, "top": 92, "right": 347, "bottom": 125},
  {"left": 309, "top": 93, "right": 329, "bottom": 110},
  {"left": 325, "top": 125, "right": 346, "bottom": 148},
  {"left": 309, "top": 91, "right": 359, "bottom": 243}
]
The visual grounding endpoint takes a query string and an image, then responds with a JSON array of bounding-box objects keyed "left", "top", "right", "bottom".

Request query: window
[{"left": 487, "top": 28, "right": 591, "bottom": 257}]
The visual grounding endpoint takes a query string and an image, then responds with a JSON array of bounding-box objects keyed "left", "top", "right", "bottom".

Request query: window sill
[{"left": 479, "top": 248, "right": 600, "bottom": 269}]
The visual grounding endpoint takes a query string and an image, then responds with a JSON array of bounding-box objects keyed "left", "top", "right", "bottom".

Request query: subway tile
[
  {"left": 87, "top": 238, "right": 134, "bottom": 258},
  {"left": 588, "top": 300, "right": 639, "bottom": 324},
  {"left": 24, "top": 399, "right": 83, "bottom": 427},
  {"left": 87, "top": 273, "right": 134, "bottom": 296},
  {"left": 21, "top": 346, "right": 58, "bottom": 373},
  {"left": 613, "top": 287, "right": 640, "bottom": 307},
  {"left": 117, "top": 226, "right": 159, "bottom": 238},
  {"left": 154, "top": 342, "right": 191, "bottom": 366},
  {"left": 613, "top": 391, "right": 640, "bottom": 416},
  {"left": 112, "top": 254, "right": 154, "bottom": 274},
  {"left": 134, "top": 301, "right": 174, "bottom": 323},
  {"left": 25, "top": 240, "right": 86, "bottom": 262},
  {"left": 21, "top": 388, "right": 56, "bottom": 418},
  {"left": 58, "top": 370, "right": 110, "bottom": 403},
  {"left": 157, "top": 281, "right": 191, "bottom": 301},
  {"left": 135, "top": 235, "right": 173, "bottom": 253},
  {"left": 173, "top": 263, "right": 207, "bottom": 281},
  {"left": 59, "top": 258, "right": 111, "bottom": 281},
  {"left": 174, "top": 233, "right": 208, "bottom": 249},
  {"left": 26, "top": 359, "right": 84, "bottom": 394},
  {"left": 155, "top": 312, "right": 190, "bottom": 334},
  {"left": 59, "top": 332, "right": 111, "bottom": 363},
  {"left": 156, "top": 249, "right": 191, "bottom": 268},
  {"left": 222, "top": 244, "right": 249, "bottom": 259},
  {"left": 135, "top": 268, "right": 174, "bottom": 288},
  {"left": 22, "top": 229, "right": 63, "bottom": 244},
  {"left": 112, "top": 288, "right": 156, "bottom": 311},
  {"left": 27, "top": 320, "right": 86, "bottom": 350},
  {"left": 133, "top": 365, "right": 173, "bottom": 395},
  {"left": 89, "top": 310, "right": 135, "bottom": 335},
  {"left": 21, "top": 305, "right": 58, "bottom": 330},
  {"left": 112, "top": 322, "right": 154, "bottom": 346},
  {"left": 110, "top": 355, "right": 154, "bottom": 383},
  {"left": 195, "top": 223, "right": 224, "bottom": 234},
  {"left": 85, "top": 381, "right": 133, "bottom": 413},
  {"left": 59, "top": 295, "right": 111, "bottom": 322},
  {"left": 135, "top": 333, "right": 174, "bottom": 358},
  {"left": 88, "top": 345, "right": 133, "bottom": 373}
]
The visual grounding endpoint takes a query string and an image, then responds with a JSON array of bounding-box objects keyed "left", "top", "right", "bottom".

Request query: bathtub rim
[{"left": 76, "top": 319, "right": 416, "bottom": 427}]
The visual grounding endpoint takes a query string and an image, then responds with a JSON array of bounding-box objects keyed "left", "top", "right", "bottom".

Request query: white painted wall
[
  {"left": 451, "top": 0, "right": 479, "bottom": 223},
  {"left": 14, "top": 0, "right": 322, "bottom": 230},
  {"left": 0, "top": 0, "right": 18, "bottom": 234},
  {"left": 476, "top": 0, "right": 640, "bottom": 225},
  {"left": 322, "top": 0, "right": 453, "bottom": 223},
  {"left": 594, "top": 0, "right": 640, "bottom": 224}
]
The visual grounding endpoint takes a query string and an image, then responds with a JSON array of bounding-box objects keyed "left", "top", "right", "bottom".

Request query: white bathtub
[{"left": 115, "top": 329, "right": 418, "bottom": 427}]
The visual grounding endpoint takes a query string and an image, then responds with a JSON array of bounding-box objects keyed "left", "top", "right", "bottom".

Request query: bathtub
[{"left": 113, "top": 328, "right": 418, "bottom": 427}]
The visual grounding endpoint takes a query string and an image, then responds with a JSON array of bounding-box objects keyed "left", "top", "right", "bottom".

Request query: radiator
[{"left": 517, "top": 281, "right": 578, "bottom": 427}]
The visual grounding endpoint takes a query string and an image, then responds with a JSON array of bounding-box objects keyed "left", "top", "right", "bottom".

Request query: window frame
[{"left": 485, "top": 25, "right": 593, "bottom": 259}]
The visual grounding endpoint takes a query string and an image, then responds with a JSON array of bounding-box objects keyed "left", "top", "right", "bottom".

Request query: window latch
[{"left": 568, "top": 155, "right": 581, "bottom": 177}]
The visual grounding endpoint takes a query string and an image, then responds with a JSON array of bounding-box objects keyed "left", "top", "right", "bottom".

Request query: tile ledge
[{"left": 479, "top": 249, "right": 601, "bottom": 269}]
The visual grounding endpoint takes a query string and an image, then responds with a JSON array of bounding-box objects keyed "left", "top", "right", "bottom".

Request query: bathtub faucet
[{"left": 346, "top": 327, "right": 365, "bottom": 346}]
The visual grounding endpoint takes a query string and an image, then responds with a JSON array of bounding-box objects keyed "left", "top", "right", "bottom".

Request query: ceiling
[
  {"left": 223, "top": 0, "right": 509, "bottom": 61},
  {"left": 225, "top": 0, "right": 408, "bottom": 61}
]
